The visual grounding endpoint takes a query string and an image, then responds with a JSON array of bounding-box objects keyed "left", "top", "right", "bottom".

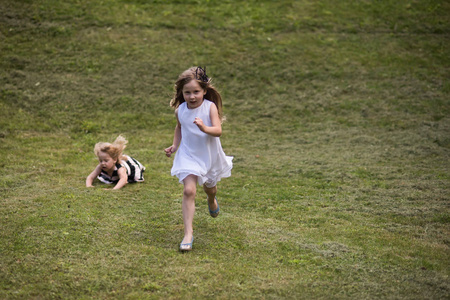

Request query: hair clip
[{"left": 195, "top": 66, "right": 209, "bottom": 83}]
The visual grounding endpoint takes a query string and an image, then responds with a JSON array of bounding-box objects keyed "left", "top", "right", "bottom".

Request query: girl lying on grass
[{"left": 86, "top": 135, "right": 145, "bottom": 190}]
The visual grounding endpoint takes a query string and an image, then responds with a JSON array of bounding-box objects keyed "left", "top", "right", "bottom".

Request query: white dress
[{"left": 171, "top": 100, "right": 233, "bottom": 187}]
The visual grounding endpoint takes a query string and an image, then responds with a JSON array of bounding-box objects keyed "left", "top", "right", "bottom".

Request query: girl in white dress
[{"left": 165, "top": 67, "right": 233, "bottom": 251}]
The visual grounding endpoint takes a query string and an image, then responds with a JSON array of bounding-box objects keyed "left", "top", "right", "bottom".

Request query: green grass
[{"left": 1, "top": 0, "right": 449, "bottom": 298}]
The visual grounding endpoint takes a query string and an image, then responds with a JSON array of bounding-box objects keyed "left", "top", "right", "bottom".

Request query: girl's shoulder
[
  {"left": 119, "top": 155, "right": 131, "bottom": 165},
  {"left": 203, "top": 99, "right": 212, "bottom": 108},
  {"left": 178, "top": 102, "right": 187, "bottom": 113}
]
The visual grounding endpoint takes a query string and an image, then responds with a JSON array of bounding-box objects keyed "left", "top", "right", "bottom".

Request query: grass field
[{"left": 1, "top": 0, "right": 449, "bottom": 298}]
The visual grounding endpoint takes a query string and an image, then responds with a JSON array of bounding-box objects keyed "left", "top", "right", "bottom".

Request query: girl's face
[
  {"left": 98, "top": 151, "right": 116, "bottom": 172},
  {"left": 182, "top": 79, "right": 206, "bottom": 109}
]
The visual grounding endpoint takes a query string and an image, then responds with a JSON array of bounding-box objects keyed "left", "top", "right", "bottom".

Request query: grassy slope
[{"left": 1, "top": 0, "right": 449, "bottom": 298}]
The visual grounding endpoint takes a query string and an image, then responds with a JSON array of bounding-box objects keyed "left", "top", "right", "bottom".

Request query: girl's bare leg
[
  {"left": 181, "top": 175, "right": 197, "bottom": 245},
  {"left": 203, "top": 184, "right": 218, "bottom": 211}
]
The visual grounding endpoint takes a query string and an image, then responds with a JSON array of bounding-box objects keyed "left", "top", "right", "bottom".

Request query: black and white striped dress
[{"left": 97, "top": 155, "right": 145, "bottom": 184}]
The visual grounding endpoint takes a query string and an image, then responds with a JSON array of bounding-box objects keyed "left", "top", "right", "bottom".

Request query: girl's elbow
[
  {"left": 213, "top": 128, "right": 222, "bottom": 137},
  {"left": 216, "top": 126, "right": 222, "bottom": 137}
]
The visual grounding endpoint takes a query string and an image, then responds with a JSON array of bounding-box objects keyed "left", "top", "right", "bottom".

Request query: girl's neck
[{"left": 105, "top": 166, "right": 116, "bottom": 176}]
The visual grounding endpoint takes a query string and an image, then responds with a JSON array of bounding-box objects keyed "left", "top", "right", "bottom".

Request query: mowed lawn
[{"left": 1, "top": 0, "right": 449, "bottom": 299}]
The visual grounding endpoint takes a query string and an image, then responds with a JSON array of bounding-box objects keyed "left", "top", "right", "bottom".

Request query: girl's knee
[
  {"left": 203, "top": 184, "right": 217, "bottom": 195},
  {"left": 183, "top": 185, "right": 196, "bottom": 198}
]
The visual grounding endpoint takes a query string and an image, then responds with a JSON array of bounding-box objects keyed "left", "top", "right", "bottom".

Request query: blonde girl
[
  {"left": 165, "top": 67, "right": 233, "bottom": 251},
  {"left": 86, "top": 135, "right": 145, "bottom": 190}
]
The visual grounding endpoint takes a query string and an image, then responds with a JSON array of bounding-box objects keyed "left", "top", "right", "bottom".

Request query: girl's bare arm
[
  {"left": 165, "top": 109, "right": 182, "bottom": 157},
  {"left": 113, "top": 167, "right": 128, "bottom": 190},
  {"left": 86, "top": 164, "right": 102, "bottom": 187}
]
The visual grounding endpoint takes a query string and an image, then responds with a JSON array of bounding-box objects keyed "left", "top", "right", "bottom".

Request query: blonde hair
[
  {"left": 94, "top": 135, "right": 128, "bottom": 163},
  {"left": 170, "top": 66, "right": 225, "bottom": 121}
]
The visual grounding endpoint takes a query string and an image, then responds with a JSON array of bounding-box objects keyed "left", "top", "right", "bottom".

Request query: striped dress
[{"left": 97, "top": 155, "right": 145, "bottom": 184}]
